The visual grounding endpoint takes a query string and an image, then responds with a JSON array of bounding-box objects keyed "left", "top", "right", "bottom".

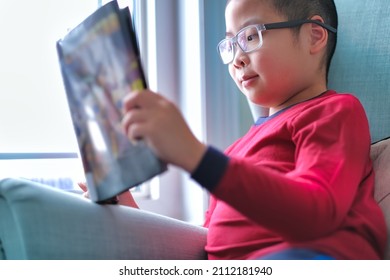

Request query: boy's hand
[
  {"left": 122, "top": 90, "right": 207, "bottom": 173},
  {"left": 78, "top": 182, "right": 89, "bottom": 199},
  {"left": 77, "top": 182, "right": 138, "bottom": 208}
]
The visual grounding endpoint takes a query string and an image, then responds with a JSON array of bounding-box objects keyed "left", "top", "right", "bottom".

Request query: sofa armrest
[
  {"left": 371, "top": 138, "right": 390, "bottom": 259},
  {"left": 0, "top": 178, "right": 207, "bottom": 260}
]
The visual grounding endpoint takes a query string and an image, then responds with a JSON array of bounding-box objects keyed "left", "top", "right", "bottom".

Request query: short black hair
[
  {"left": 226, "top": 0, "right": 338, "bottom": 81},
  {"left": 270, "top": 0, "right": 338, "bottom": 81}
]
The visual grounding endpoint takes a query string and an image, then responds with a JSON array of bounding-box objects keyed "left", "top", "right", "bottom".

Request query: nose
[{"left": 232, "top": 44, "right": 249, "bottom": 68}]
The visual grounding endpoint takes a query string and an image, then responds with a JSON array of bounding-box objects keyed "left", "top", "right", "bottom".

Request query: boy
[{"left": 118, "top": 0, "right": 387, "bottom": 259}]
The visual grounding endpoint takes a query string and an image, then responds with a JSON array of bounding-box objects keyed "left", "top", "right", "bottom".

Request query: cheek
[
  {"left": 257, "top": 51, "right": 295, "bottom": 82},
  {"left": 257, "top": 46, "right": 282, "bottom": 69}
]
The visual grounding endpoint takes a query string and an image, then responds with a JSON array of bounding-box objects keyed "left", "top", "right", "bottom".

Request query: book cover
[{"left": 56, "top": 0, "right": 166, "bottom": 203}]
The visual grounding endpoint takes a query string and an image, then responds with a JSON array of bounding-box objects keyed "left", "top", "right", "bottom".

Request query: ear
[{"left": 309, "top": 15, "right": 328, "bottom": 55}]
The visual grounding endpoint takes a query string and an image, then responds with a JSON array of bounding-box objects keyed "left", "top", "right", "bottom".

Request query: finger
[
  {"left": 83, "top": 191, "right": 90, "bottom": 199},
  {"left": 122, "top": 91, "right": 142, "bottom": 112},
  {"left": 78, "top": 182, "right": 88, "bottom": 192},
  {"left": 123, "top": 90, "right": 165, "bottom": 115},
  {"left": 121, "top": 109, "right": 148, "bottom": 137},
  {"left": 122, "top": 90, "right": 156, "bottom": 112},
  {"left": 125, "top": 121, "right": 147, "bottom": 143}
]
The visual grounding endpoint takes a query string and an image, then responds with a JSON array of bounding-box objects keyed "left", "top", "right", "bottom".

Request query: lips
[{"left": 240, "top": 74, "right": 258, "bottom": 86}]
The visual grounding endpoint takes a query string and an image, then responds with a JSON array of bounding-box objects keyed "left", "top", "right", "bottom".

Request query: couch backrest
[
  {"left": 329, "top": 0, "right": 390, "bottom": 259},
  {"left": 329, "top": 0, "right": 390, "bottom": 143}
]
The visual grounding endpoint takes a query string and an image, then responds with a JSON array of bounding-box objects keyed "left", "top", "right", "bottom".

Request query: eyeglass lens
[{"left": 218, "top": 25, "right": 263, "bottom": 64}]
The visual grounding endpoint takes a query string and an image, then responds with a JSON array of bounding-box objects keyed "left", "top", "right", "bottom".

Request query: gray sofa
[
  {"left": 1, "top": 0, "right": 389, "bottom": 260},
  {"left": 0, "top": 177, "right": 207, "bottom": 260}
]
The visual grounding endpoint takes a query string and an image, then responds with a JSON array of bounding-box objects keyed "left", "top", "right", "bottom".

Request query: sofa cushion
[{"left": 371, "top": 137, "right": 390, "bottom": 259}]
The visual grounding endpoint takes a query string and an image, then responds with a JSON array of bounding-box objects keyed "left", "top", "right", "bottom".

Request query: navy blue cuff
[{"left": 191, "top": 146, "right": 229, "bottom": 192}]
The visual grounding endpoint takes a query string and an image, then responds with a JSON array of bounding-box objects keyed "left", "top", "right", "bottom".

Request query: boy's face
[{"left": 225, "top": 0, "right": 323, "bottom": 113}]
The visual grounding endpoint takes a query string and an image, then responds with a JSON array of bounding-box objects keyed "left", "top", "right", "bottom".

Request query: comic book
[{"left": 56, "top": 0, "right": 166, "bottom": 203}]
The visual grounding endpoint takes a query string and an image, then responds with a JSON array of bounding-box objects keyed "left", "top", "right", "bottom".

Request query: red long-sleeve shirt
[{"left": 192, "top": 90, "right": 387, "bottom": 260}]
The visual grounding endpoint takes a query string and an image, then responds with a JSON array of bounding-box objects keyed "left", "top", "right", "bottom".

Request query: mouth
[{"left": 240, "top": 74, "right": 258, "bottom": 87}]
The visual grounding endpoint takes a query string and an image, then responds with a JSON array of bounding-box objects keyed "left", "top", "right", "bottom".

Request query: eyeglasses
[{"left": 217, "top": 19, "right": 337, "bottom": 64}]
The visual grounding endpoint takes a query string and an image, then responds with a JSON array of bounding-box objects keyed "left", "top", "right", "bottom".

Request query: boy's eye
[{"left": 247, "top": 33, "right": 258, "bottom": 42}]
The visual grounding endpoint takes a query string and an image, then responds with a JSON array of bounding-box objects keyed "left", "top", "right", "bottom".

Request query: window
[
  {"left": 0, "top": 1, "right": 102, "bottom": 186},
  {"left": 0, "top": 1, "right": 98, "bottom": 154},
  {"left": 0, "top": 0, "right": 141, "bottom": 192}
]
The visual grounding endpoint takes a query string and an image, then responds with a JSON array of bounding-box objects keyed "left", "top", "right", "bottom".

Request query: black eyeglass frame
[
  {"left": 264, "top": 19, "right": 337, "bottom": 33},
  {"left": 217, "top": 19, "right": 337, "bottom": 64}
]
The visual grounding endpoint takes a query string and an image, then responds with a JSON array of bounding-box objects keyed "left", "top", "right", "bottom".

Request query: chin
[{"left": 245, "top": 91, "right": 265, "bottom": 105}]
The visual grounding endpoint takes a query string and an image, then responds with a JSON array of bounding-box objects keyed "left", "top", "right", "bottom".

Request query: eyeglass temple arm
[{"left": 264, "top": 19, "right": 337, "bottom": 33}]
